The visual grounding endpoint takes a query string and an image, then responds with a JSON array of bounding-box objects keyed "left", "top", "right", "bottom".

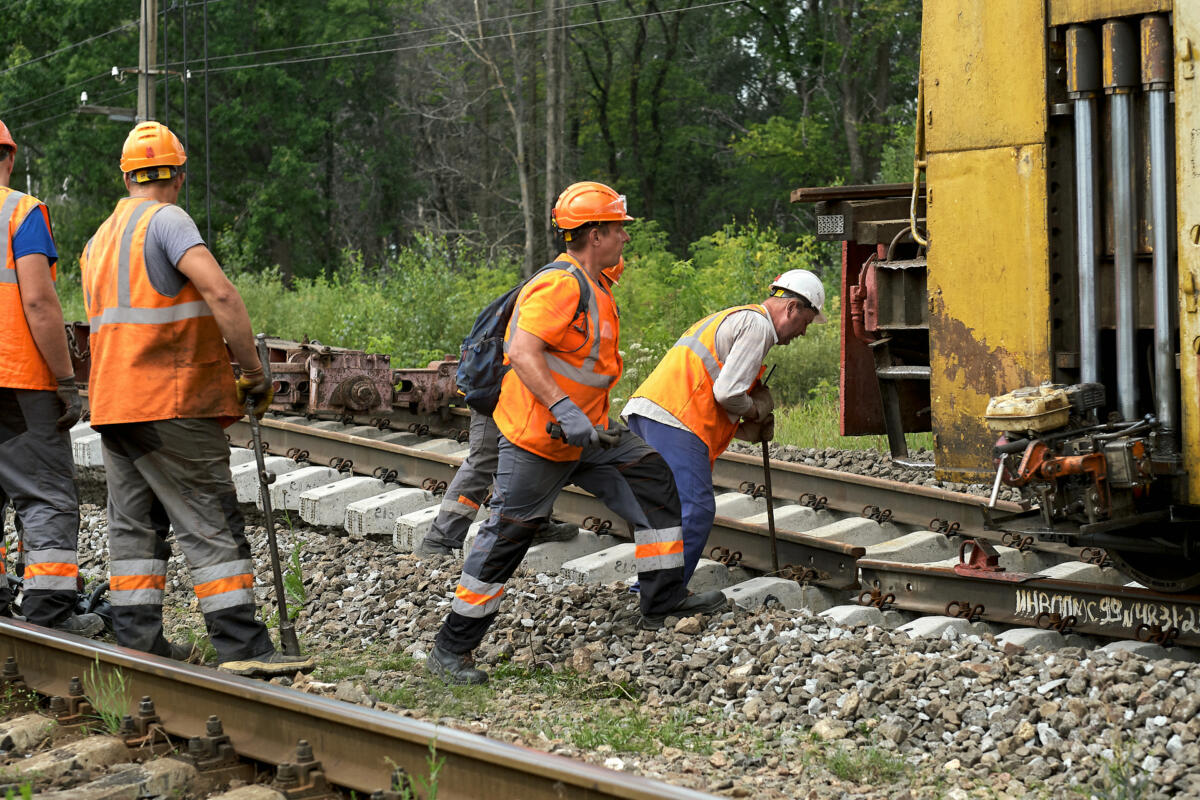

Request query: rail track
[
  {"left": 89, "top": 411, "right": 1199, "bottom": 653},
  {"left": 0, "top": 618, "right": 718, "bottom": 799}
]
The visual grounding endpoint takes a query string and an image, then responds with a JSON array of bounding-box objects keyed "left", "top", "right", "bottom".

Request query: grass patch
[
  {"left": 83, "top": 661, "right": 131, "bottom": 735},
  {"left": 389, "top": 742, "right": 444, "bottom": 800},
  {"left": 820, "top": 745, "right": 909, "bottom": 784},
  {"left": 1076, "top": 730, "right": 1151, "bottom": 800},
  {"left": 774, "top": 388, "right": 934, "bottom": 453},
  {"left": 562, "top": 707, "right": 710, "bottom": 755},
  {"left": 488, "top": 662, "right": 633, "bottom": 702},
  {"left": 315, "top": 652, "right": 417, "bottom": 683}
]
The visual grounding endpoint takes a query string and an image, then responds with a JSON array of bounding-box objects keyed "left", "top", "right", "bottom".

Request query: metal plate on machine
[
  {"left": 923, "top": 0, "right": 1047, "bottom": 153},
  {"left": 925, "top": 145, "right": 1053, "bottom": 481},
  {"left": 816, "top": 214, "right": 845, "bottom": 236},
  {"left": 1178, "top": 3, "right": 1200, "bottom": 502},
  {"left": 1048, "top": 0, "right": 1172, "bottom": 27}
]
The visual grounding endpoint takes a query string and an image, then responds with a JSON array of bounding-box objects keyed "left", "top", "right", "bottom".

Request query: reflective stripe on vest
[
  {"left": 87, "top": 199, "right": 213, "bottom": 332},
  {"left": 630, "top": 305, "right": 768, "bottom": 463},
  {"left": 0, "top": 187, "right": 58, "bottom": 390},
  {"left": 494, "top": 255, "right": 622, "bottom": 461},
  {"left": 82, "top": 197, "right": 240, "bottom": 424},
  {"left": 0, "top": 190, "right": 24, "bottom": 283},
  {"left": 505, "top": 262, "right": 612, "bottom": 389}
]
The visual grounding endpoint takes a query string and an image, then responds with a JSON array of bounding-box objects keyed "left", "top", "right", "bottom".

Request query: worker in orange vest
[
  {"left": 80, "top": 121, "right": 313, "bottom": 678},
  {"left": 625, "top": 270, "right": 827, "bottom": 584},
  {"left": 428, "top": 182, "right": 728, "bottom": 685},
  {"left": 0, "top": 119, "right": 101, "bottom": 636}
]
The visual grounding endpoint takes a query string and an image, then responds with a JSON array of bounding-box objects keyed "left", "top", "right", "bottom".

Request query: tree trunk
[{"left": 544, "top": 0, "right": 560, "bottom": 257}]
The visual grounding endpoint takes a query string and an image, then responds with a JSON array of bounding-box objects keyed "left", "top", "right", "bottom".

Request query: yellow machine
[{"left": 803, "top": 1, "right": 1200, "bottom": 590}]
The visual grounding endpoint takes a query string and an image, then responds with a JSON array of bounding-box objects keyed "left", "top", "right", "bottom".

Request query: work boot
[
  {"left": 639, "top": 589, "right": 728, "bottom": 631},
  {"left": 218, "top": 650, "right": 316, "bottom": 679},
  {"left": 531, "top": 519, "right": 579, "bottom": 545},
  {"left": 167, "top": 640, "right": 202, "bottom": 663},
  {"left": 426, "top": 645, "right": 488, "bottom": 685},
  {"left": 52, "top": 612, "right": 105, "bottom": 638},
  {"left": 415, "top": 538, "right": 458, "bottom": 557}
]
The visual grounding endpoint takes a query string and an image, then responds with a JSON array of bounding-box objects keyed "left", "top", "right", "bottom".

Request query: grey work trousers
[
  {"left": 97, "top": 418, "right": 273, "bottom": 662},
  {"left": 423, "top": 411, "right": 498, "bottom": 550},
  {"left": 435, "top": 431, "right": 688, "bottom": 654},
  {"left": 0, "top": 388, "right": 80, "bottom": 626}
]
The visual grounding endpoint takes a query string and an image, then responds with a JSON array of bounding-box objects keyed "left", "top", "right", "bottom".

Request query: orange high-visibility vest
[
  {"left": 493, "top": 253, "right": 622, "bottom": 461},
  {"left": 630, "top": 304, "right": 768, "bottom": 464},
  {"left": 80, "top": 197, "right": 239, "bottom": 425},
  {"left": 0, "top": 187, "right": 57, "bottom": 390}
]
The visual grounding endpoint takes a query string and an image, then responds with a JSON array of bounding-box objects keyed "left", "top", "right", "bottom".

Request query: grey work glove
[
  {"left": 549, "top": 397, "right": 598, "bottom": 448},
  {"left": 744, "top": 383, "right": 775, "bottom": 422},
  {"left": 595, "top": 420, "right": 626, "bottom": 449},
  {"left": 736, "top": 413, "right": 775, "bottom": 444},
  {"left": 55, "top": 376, "right": 82, "bottom": 430}
]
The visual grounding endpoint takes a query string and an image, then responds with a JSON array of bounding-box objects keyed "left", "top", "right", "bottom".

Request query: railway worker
[
  {"left": 415, "top": 262, "right": 633, "bottom": 558},
  {"left": 80, "top": 121, "right": 313, "bottom": 678},
  {"left": 0, "top": 119, "right": 103, "bottom": 637},
  {"left": 624, "top": 270, "right": 827, "bottom": 585},
  {"left": 427, "top": 182, "right": 728, "bottom": 685}
]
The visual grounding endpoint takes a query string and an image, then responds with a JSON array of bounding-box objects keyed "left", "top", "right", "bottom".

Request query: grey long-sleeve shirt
[{"left": 624, "top": 305, "right": 778, "bottom": 431}]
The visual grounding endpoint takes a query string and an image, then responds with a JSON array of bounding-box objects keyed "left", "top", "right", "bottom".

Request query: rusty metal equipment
[
  {"left": 793, "top": 183, "right": 930, "bottom": 463},
  {"left": 0, "top": 619, "right": 720, "bottom": 799}
]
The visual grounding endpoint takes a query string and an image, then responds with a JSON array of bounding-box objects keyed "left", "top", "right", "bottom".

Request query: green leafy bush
[{"left": 612, "top": 219, "right": 839, "bottom": 409}]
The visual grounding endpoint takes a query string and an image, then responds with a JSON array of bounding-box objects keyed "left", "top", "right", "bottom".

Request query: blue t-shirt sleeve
[{"left": 11, "top": 205, "right": 58, "bottom": 266}]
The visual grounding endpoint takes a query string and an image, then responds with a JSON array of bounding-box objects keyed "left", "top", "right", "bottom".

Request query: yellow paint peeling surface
[
  {"left": 923, "top": 0, "right": 1046, "bottom": 154},
  {"left": 1176, "top": 3, "right": 1200, "bottom": 501},
  {"left": 926, "top": 145, "right": 1053, "bottom": 480}
]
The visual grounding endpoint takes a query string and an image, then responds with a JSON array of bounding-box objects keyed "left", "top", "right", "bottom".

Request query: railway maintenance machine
[{"left": 799, "top": 1, "right": 1200, "bottom": 591}]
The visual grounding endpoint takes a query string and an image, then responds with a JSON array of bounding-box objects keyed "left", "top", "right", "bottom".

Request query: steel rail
[
  {"left": 858, "top": 559, "right": 1200, "bottom": 647},
  {"left": 330, "top": 408, "right": 1029, "bottom": 530},
  {"left": 229, "top": 417, "right": 867, "bottom": 588},
  {"left": 0, "top": 619, "right": 716, "bottom": 799}
]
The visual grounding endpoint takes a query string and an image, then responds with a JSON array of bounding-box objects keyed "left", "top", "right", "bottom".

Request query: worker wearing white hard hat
[{"left": 624, "top": 268, "right": 827, "bottom": 585}]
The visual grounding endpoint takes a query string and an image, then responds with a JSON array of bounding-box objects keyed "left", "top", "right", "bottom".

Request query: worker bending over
[
  {"left": 428, "top": 182, "right": 727, "bottom": 685},
  {"left": 0, "top": 120, "right": 100, "bottom": 635},
  {"left": 625, "top": 270, "right": 827, "bottom": 584},
  {"left": 80, "top": 122, "right": 313, "bottom": 678}
]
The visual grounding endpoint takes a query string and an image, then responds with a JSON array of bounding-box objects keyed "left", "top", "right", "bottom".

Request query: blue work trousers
[{"left": 626, "top": 414, "right": 715, "bottom": 586}]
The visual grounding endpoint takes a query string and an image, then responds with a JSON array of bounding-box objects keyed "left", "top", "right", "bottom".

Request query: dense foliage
[
  {"left": 13, "top": 0, "right": 921, "bottom": 425},
  {"left": 1, "top": 0, "right": 920, "bottom": 278}
]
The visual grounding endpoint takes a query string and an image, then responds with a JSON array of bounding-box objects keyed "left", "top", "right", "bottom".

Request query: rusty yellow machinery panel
[
  {"left": 1177, "top": 3, "right": 1200, "bottom": 501},
  {"left": 1049, "top": 0, "right": 1171, "bottom": 27},
  {"left": 926, "top": 146, "right": 1053, "bottom": 480},
  {"left": 922, "top": 0, "right": 1052, "bottom": 480},
  {"left": 923, "top": 1, "right": 1047, "bottom": 153}
]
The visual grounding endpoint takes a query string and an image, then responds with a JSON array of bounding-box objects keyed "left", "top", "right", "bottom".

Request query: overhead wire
[
  {"left": 12, "top": 84, "right": 136, "bottom": 132},
  {"left": 159, "top": 0, "right": 624, "bottom": 70},
  {"left": 0, "top": 20, "right": 138, "bottom": 78},
  {"left": 193, "top": 1, "right": 741, "bottom": 75},
  {"left": 0, "top": 71, "right": 111, "bottom": 118},
  {"left": 191, "top": 1, "right": 741, "bottom": 75}
]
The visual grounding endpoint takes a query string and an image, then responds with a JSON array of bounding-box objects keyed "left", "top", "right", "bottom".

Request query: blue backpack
[{"left": 456, "top": 261, "right": 592, "bottom": 415}]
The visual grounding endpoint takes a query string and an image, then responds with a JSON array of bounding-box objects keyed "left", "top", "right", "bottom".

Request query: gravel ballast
[{"left": 64, "top": 449, "right": 1197, "bottom": 799}]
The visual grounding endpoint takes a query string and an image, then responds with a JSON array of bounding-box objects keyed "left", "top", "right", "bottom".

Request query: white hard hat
[{"left": 769, "top": 269, "right": 827, "bottom": 323}]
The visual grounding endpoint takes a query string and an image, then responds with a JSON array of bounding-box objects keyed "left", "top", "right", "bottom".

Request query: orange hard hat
[
  {"left": 551, "top": 181, "right": 634, "bottom": 230},
  {"left": 0, "top": 119, "right": 16, "bottom": 157},
  {"left": 120, "top": 121, "right": 186, "bottom": 175}
]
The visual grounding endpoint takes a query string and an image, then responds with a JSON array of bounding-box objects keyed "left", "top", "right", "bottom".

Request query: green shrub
[{"left": 611, "top": 219, "right": 839, "bottom": 410}]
